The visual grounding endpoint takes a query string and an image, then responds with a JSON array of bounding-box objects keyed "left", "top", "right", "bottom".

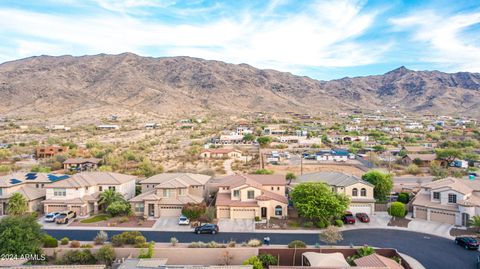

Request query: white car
[
  {"left": 178, "top": 215, "right": 190, "bottom": 225},
  {"left": 44, "top": 212, "right": 60, "bottom": 222}
]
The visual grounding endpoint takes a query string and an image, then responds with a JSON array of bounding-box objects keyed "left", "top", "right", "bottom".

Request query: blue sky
[{"left": 0, "top": 0, "right": 479, "bottom": 80}]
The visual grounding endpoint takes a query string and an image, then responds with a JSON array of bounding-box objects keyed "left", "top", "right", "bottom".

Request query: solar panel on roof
[
  {"left": 47, "top": 174, "right": 70, "bottom": 182},
  {"left": 25, "top": 172, "right": 38, "bottom": 180},
  {"left": 10, "top": 179, "right": 22, "bottom": 184}
]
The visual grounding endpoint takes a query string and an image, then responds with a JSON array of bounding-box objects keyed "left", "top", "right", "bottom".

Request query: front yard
[{"left": 70, "top": 215, "right": 156, "bottom": 228}]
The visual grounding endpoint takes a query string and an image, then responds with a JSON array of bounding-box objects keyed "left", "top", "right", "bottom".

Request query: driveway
[
  {"left": 153, "top": 217, "right": 193, "bottom": 232},
  {"left": 223, "top": 159, "right": 234, "bottom": 175},
  {"left": 408, "top": 219, "right": 453, "bottom": 239},
  {"left": 217, "top": 219, "right": 255, "bottom": 232}
]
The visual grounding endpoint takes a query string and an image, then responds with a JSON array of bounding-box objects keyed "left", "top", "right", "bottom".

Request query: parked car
[
  {"left": 342, "top": 211, "right": 356, "bottom": 224},
  {"left": 178, "top": 215, "right": 190, "bottom": 225},
  {"left": 194, "top": 223, "right": 219, "bottom": 234},
  {"left": 44, "top": 212, "right": 60, "bottom": 222},
  {"left": 455, "top": 237, "right": 479, "bottom": 250},
  {"left": 55, "top": 210, "right": 76, "bottom": 224},
  {"left": 355, "top": 213, "right": 370, "bottom": 223}
]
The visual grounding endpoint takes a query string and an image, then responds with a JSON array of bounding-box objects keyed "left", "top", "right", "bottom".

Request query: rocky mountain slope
[{"left": 0, "top": 53, "right": 479, "bottom": 119}]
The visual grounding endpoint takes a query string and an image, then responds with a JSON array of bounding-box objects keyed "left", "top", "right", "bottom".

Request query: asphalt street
[{"left": 44, "top": 228, "right": 479, "bottom": 269}]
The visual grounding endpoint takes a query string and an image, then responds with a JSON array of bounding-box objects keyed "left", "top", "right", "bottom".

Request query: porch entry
[{"left": 261, "top": 207, "right": 267, "bottom": 218}]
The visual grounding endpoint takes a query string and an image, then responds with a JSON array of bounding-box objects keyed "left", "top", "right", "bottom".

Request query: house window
[
  {"left": 163, "top": 189, "right": 171, "bottom": 197},
  {"left": 178, "top": 188, "right": 185, "bottom": 196},
  {"left": 448, "top": 194, "right": 457, "bottom": 203},
  {"left": 275, "top": 205, "right": 282, "bottom": 216},
  {"left": 53, "top": 188, "right": 66, "bottom": 197},
  {"left": 233, "top": 190, "right": 240, "bottom": 197},
  {"left": 36, "top": 184, "right": 39, "bottom": 188},
  {"left": 108, "top": 186, "right": 116, "bottom": 191},
  {"left": 352, "top": 188, "right": 358, "bottom": 196},
  {"left": 360, "top": 188, "right": 367, "bottom": 197},
  {"left": 277, "top": 187, "right": 280, "bottom": 191},
  {"left": 433, "top": 192, "right": 440, "bottom": 200},
  {"left": 247, "top": 190, "right": 255, "bottom": 199},
  {"left": 0, "top": 188, "right": 2, "bottom": 196},
  {"left": 271, "top": 187, "right": 274, "bottom": 191},
  {"left": 135, "top": 203, "right": 144, "bottom": 213},
  {"left": 99, "top": 186, "right": 103, "bottom": 191}
]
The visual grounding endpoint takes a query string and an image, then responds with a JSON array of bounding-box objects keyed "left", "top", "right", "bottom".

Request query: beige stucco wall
[
  {"left": 344, "top": 183, "right": 374, "bottom": 200},
  {"left": 261, "top": 185, "right": 285, "bottom": 196}
]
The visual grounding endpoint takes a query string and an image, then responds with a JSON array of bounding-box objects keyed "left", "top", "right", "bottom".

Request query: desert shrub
[
  {"left": 253, "top": 169, "right": 273, "bottom": 175},
  {"left": 335, "top": 220, "right": 344, "bottom": 227},
  {"left": 57, "top": 249, "right": 96, "bottom": 265},
  {"left": 170, "top": 237, "right": 178, "bottom": 246},
  {"left": 70, "top": 240, "right": 81, "bottom": 248},
  {"left": 106, "top": 201, "right": 131, "bottom": 217},
  {"left": 406, "top": 164, "right": 420, "bottom": 175},
  {"left": 181, "top": 203, "right": 206, "bottom": 220},
  {"left": 288, "top": 240, "right": 306, "bottom": 249},
  {"left": 258, "top": 253, "right": 278, "bottom": 267},
  {"left": 188, "top": 241, "right": 205, "bottom": 248},
  {"left": 227, "top": 240, "right": 236, "bottom": 247},
  {"left": 316, "top": 220, "right": 328, "bottom": 228},
  {"left": 118, "top": 216, "right": 130, "bottom": 223},
  {"left": 96, "top": 245, "right": 116, "bottom": 266},
  {"left": 247, "top": 239, "right": 262, "bottom": 247},
  {"left": 243, "top": 256, "right": 264, "bottom": 269},
  {"left": 111, "top": 231, "right": 143, "bottom": 247},
  {"left": 80, "top": 244, "right": 93, "bottom": 248},
  {"left": 388, "top": 202, "right": 406, "bottom": 218},
  {"left": 138, "top": 242, "right": 154, "bottom": 258},
  {"left": 397, "top": 192, "right": 410, "bottom": 204},
  {"left": 94, "top": 231, "right": 108, "bottom": 245},
  {"left": 60, "top": 237, "right": 69, "bottom": 245},
  {"left": 43, "top": 235, "right": 58, "bottom": 248}
]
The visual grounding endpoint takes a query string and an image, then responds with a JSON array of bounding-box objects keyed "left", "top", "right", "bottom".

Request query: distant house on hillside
[
  {"left": 402, "top": 154, "right": 437, "bottom": 166},
  {"left": 96, "top": 124, "right": 119, "bottom": 130},
  {"left": 200, "top": 148, "right": 244, "bottom": 159},
  {"left": 63, "top": 157, "right": 102, "bottom": 172},
  {"left": 35, "top": 145, "right": 68, "bottom": 159}
]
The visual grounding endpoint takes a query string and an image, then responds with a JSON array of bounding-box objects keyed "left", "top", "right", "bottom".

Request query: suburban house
[
  {"left": 296, "top": 172, "right": 376, "bottom": 214},
  {"left": 0, "top": 172, "right": 69, "bottom": 215},
  {"left": 412, "top": 177, "right": 480, "bottom": 226},
  {"left": 35, "top": 145, "right": 68, "bottom": 158},
  {"left": 401, "top": 154, "right": 437, "bottom": 166},
  {"left": 315, "top": 149, "right": 353, "bottom": 162},
  {"left": 211, "top": 174, "right": 288, "bottom": 220},
  {"left": 214, "top": 135, "right": 246, "bottom": 145},
  {"left": 130, "top": 173, "right": 211, "bottom": 218},
  {"left": 96, "top": 124, "right": 119, "bottom": 130},
  {"left": 42, "top": 172, "right": 136, "bottom": 217},
  {"left": 63, "top": 157, "right": 102, "bottom": 171},
  {"left": 200, "top": 148, "right": 244, "bottom": 159}
]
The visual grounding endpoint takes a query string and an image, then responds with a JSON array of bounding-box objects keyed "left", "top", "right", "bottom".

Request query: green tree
[
  {"left": 253, "top": 169, "right": 274, "bottom": 175},
  {"left": 388, "top": 202, "right": 406, "bottom": 218},
  {"left": 7, "top": 193, "right": 28, "bottom": 216},
  {"left": 257, "top": 136, "right": 272, "bottom": 148},
  {"left": 58, "top": 249, "right": 97, "bottom": 265},
  {"left": 106, "top": 201, "right": 131, "bottom": 217},
  {"left": 243, "top": 256, "right": 264, "bottom": 269},
  {"left": 435, "top": 148, "right": 464, "bottom": 167},
  {"left": 98, "top": 189, "right": 124, "bottom": 209},
  {"left": 258, "top": 254, "right": 278, "bottom": 267},
  {"left": 243, "top": 133, "right": 255, "bottom": 141},
  {"left": 469, "top": 216, "right": 480, "bottom": 232},
  {"left": 0, "top": 149, "right": 11, "bottom": 160},
  {"left": 286, "top": 172, "right": 296, "bottom": 185},
  {"left": 290, "top": 182, "right": 350, "bottom": 223},
  {"left": 181, "top": 203, "right": 206, "bottom": 220},
  {"left": 362, "top": 170, "right": 393, "bottom": 202},
  {"left": 0, "top": 215, "right": 44, "bottom": 256},
  {"left": 429, "top": 161, "right": 448, "bottom": 179},
  {"left": 96, "top": 244, "right": 116, "bottom": 266}
]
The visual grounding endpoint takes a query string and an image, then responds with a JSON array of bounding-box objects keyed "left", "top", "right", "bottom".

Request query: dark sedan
[
  {"left": 455, "top": 237, "right": 479, "bottom": 250},
  {"left": 355, "top": 213, "right": 370, "bottom": 223},
  {"left": 194, "top": 224, "right": 219, "bottom": 234},
  {"left": 342, "top": 211, "right": 356, "bottom": 224}
]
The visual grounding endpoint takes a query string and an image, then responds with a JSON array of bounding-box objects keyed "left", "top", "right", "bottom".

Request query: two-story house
[
  {"left": 212, "top": 174, "right": 288, "bottom": 220},
  {"left": 412, "top": 177, "right": 480, "bottom": 226},
  {"left": 296, "top": 172, "right": 376, "bottom": 214},
  {"left": 42, "top": 172, "right": 136, "bottom": 217},
  {"left": 0, "top": 173, "right": 69, "bottom": 215},
  {"left": 129, "top": 173, "right": 211, "bottom": 218}
]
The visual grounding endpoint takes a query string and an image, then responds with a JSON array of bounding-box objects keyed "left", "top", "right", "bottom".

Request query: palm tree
[
  {"left": 7, "top": 193, "right": 28, "bottom": 216},
  {"left": 286, "top": 172, "right": 297, "bottom": 185},
  {"left": 98, "top": 189, "right": 124, "bottom": 211},
  {"left": 470, "top": 216, "right": 480, "bottom": 232}
]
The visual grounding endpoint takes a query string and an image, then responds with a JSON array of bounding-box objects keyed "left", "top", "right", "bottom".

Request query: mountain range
[{"left": 1, "top": 53, "right": 479, "bottom": 120}]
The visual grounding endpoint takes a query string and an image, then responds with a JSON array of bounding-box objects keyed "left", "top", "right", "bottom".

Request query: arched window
[
  {"left": 275, "top": 205, "right": 282, "bottom": 216},
  {"left": 352, "top": 188, "right": 358, "bottom": 196},
  {"left": 361, "top": 188, "right": 367, "bottom": 197}
]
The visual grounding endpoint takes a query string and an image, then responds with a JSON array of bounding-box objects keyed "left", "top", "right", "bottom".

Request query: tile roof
[
  {"left": 422, "top": 177, "right": 480, "bottom": 195},
  {"left": 411, "top": 192, "right": 458, "bottom": 211},
  {"left": 44, "top": 172, "right": 136, "bottom": 188},
  {"left": 141, "top": 173, "right": 211, "bottom": 188},
  {"left": 129, "top": 189, "right": 203, "bottom": 204},
  {"left": 0, "top": 173, "right": 68, "bottom": 187},
  {"left": 354, "top": 253, "right": 404, "bottom": 269},
  {"left": 63, "top": 158, "right": 102, "bottom": 164},
  {"left": 404, "top": 154, "right": 436, "bottom": 161},
  {"left": 215, "top": 174, "right": 286, "bottom": 187},
  {"left": 297, "top": 172, "right": 373, "bottom": 187}
]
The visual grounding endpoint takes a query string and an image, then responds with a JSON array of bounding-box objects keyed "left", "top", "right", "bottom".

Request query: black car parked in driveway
[
  {"left": 194, "top": 224, "right": 219, "bottom": 234},
  {"left": 455, "top": 237, "right": 479, "bottom": 250},
  {"left": 342, "top": 211, "right": 356, "bottom": 224}
]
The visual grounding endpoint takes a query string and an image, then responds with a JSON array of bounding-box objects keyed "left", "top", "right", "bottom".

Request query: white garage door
[
  {"left": 348, "top": 203, "right": 372, "bottom": 214},
  {"left": 231, "top": 208, "right": 256, "bottom": 219},
  {"left": 160, "top": 206, "right": 183, "bottom": 217}
]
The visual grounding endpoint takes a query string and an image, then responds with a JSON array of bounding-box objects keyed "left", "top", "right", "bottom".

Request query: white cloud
[
  {"left": 0, "top": 0, "right": 387, "bottom": 73},
  {"left": 390, "top": 10, "right": 480, "bottom": 72}
]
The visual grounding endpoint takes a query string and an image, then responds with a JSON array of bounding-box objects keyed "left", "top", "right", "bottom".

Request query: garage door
[
  {"left": 45, "top": 204, "right": 67, "bottom": 213},
  {"left": 430, "top": 210, "right": 456, "bottom": 224},
  {"left": 217, "top": 207, "right": 230, "bottom": 219},
  {"left": 414, "top": 207, "right": 427, "bottom": 220},
  {"left": 231, "top": 208, "right": 255, "bottom": 219},
  {"left": 160, "top": 206, "right": 183, "bottom": 217},
  {"left": 349, "top": 203, "right": 372, "bottom": 214}
]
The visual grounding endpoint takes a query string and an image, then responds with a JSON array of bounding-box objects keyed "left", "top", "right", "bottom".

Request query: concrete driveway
[
  {"left": 342, "top": 212, "right": 391, "bottom": 230},
  {"left": 217, "top": 219, "right": 255, "bottom": 232},
  {"left": 407, "top": 219, "right": 453, "bottom": 239},
  {"left": 153, "top": 217, "right": 193, "bottom": 232}
]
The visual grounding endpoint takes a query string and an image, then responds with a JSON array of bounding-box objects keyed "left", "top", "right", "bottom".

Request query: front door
[
  {"left": 148, "top": 204, "right": 155, "bottom": 217},
  {"left": 261, "top": 207, "right": 267, "bottom": 218},
  {"left": 462, "top": 213, "right": 470, "bottom": 227}
]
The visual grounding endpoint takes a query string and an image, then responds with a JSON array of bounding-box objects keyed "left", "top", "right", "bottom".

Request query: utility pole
[{"left": 300, "top": 153, "right": 303, "bottom": 175}]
